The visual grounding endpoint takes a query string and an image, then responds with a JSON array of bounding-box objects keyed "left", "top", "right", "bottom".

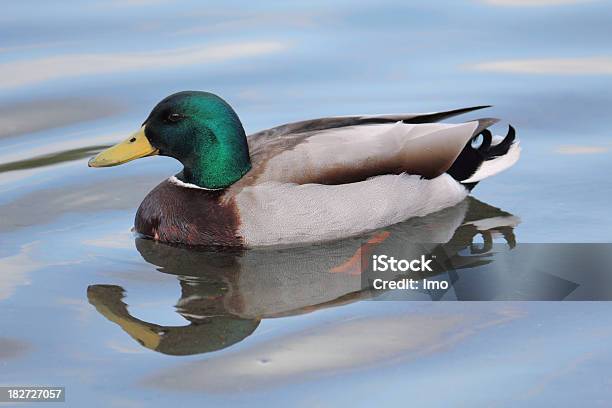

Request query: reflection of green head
[
  {"left": 143, "top": 91, "right": 251, "bottom": 189},
  {"left": 87, "top": 284, "right": 259, "bottom": 356},
  {"left": 154, "top": 317, "right": 260, "bottom": 356}
]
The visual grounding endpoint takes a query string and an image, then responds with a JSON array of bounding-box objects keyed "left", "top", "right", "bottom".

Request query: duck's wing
[
  {"left": 244, "top": 106, "right": 497, "bottom": 185},
  {"left": 248, "top": 105, "right": 490, "bottom": 140}
]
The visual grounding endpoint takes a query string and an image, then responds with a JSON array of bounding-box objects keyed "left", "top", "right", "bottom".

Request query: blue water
[{"left": 1, "top": 1, "right": 612, "bottom": 406}]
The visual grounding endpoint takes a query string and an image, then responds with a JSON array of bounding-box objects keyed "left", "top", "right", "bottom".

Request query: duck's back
[{"left": 241, "top": 107, "right": 496, "bottom": 187}]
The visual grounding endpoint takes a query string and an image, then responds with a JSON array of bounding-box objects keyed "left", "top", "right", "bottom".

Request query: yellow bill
[{"left": 88, "top": 126, "right": 158, "bottom": 168}]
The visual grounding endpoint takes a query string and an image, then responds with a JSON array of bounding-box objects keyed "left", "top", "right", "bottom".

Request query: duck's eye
[{"left": 167, "top": 113, "right": 184, "bottom": 123}]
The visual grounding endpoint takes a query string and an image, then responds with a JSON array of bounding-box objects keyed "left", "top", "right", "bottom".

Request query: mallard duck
[{"left": 88, "top": 91, "right": 520, "bottom": 247}]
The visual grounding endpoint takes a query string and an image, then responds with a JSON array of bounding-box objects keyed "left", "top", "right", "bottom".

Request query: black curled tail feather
[
  {"left": 447, "top": 124, "right": 516, "bottom": 190},
  {"left": 488, "top": 125, "right": 515, "bottom": 157}
]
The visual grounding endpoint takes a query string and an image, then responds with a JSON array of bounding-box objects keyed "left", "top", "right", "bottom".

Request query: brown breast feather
[{"left": 135, "top": 179, "right": 244, "bottom": 247}]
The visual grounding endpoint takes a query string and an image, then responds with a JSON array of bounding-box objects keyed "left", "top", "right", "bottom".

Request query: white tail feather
[{"left": 462, "top": 140, "right": 521, "bottom": 184}]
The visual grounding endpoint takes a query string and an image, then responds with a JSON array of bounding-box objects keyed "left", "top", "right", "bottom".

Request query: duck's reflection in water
[{"left": 87, "top": 197, "right": 519, "bottom": 356}]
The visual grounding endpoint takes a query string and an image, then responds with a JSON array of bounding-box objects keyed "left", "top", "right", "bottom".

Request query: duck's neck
[{"left": 177, "top": 121, "right": 251, "bottom": 190}]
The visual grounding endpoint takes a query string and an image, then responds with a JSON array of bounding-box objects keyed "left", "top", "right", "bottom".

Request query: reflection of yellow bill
[
  {"left": 89, "top": 297, "right": 161, "bottom": 350},
  {"left": 88, "top": 126, "right": 158, "bottom": 167}
]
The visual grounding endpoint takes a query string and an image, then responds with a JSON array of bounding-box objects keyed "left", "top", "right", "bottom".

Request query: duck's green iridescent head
[{"left": 89, "top": 91, "right": 251, "bottom": 189}]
